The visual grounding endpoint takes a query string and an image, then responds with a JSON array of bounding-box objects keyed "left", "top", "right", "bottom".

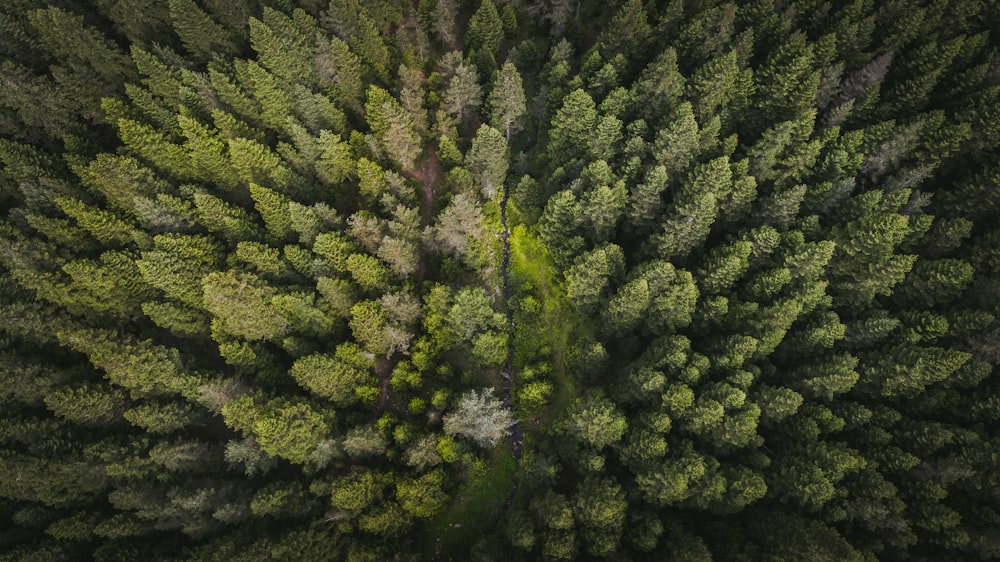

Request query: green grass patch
[
  {"left": 509, "top": 223, "right": 585, "bottom": 422},
  {"left": 422, "top": 445, "right": 517, "bottom": 560}
]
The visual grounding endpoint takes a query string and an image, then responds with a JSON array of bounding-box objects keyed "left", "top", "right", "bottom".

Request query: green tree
[
  {"left": 441, "top": 60, "right": 482, "bottom": 132},
  {"left": 202, "top": 270, "right": 289, "bottom": 341},
  {"left": 652, "top": 156, "right": 730, "bottom": 260},
  {"left": 465, "top": 124, "right": 508, "bottom": 199},
  {"left": 548, "top": 89, "right": 598, "bottom": 165},
  {"left": 598, "top": 0, "right": 651, "bottom": 61},
  {"left": 564, "top": 392, "right": 627, "bottom": 449},
  {"left": 223, "top": 396, "right": 331, "bottom": 465},
  {"left": 429, "top": 193, "right": 486, "bottom": 260},
  {"left": 290, "top": 344, "right": 377, "bottom": 406},
  {"left": 396, "top": 469, "right": 449, "bottom": 518},
  {"left": 365, "top": 85, "right": 421, "bottom": 170},
  {"left": 249, "top": 7, "right": 319, "bottom": 87},
  {"left": 167, "top": 0, "right": 239, "bottom": 63},
  {"left": 487, "top": 62, "right": 526, "bottom": 139},
  {"left": 317, "top": 37, "right": 365, "bottom": 114},
  {"left": 466, "top": 0, "right": 503, "bottom": 55},
  {"left": 565, "top": 244, "right": 625, "bottom": 313}
]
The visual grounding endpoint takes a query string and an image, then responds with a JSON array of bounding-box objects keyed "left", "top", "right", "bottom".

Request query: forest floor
[
  {"left": 406, "top": 141, "right": 443, "bottom": 284},
  {"left": 423, "top": 444, "right": 517, "bottom": 559},
  {"left": 374, "top": 144, "right": 444, "bottom": 418}
]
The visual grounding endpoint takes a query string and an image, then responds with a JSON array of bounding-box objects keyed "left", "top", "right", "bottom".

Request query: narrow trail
[
  {"left": 376, "top": 145, "right": 443, "bottom": 420},
  {"left": 405, "top": 142, "right": 442, "bottom": 284}
]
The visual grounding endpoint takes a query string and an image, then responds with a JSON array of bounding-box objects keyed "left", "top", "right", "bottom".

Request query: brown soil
[{"left": 402, "top": 142, "right": 444, "bottom": 283}]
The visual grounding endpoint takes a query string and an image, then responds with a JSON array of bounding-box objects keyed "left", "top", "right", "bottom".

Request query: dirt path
[
  {"left": 373, "top": 146, "right": 444, "bottom": 419},
  {"left": 403, "top": 142, "right": 443, "bottom": 284}
]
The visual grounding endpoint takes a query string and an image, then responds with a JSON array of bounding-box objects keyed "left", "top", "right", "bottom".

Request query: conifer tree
[
  {"left": 487, "top": 63, "right": 526, "bottom": 140},
  {"left": 167, "top": 0, "right": 239, "bottom": 63},
  {"left": 466, "top": 0, "right": 503, "bottom": 56}
]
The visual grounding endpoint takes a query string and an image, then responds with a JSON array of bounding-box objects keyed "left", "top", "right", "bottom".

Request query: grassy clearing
[
  {"left": 422, "top": 445, "right": 517, "bottom": 560},
  {"left": 508, "top": 223, "right": 586, "bottom": 422}
]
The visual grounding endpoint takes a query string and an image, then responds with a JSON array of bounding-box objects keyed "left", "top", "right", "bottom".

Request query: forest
[{"left": 0, "top": 0, "right": 999, "bottom": 560}]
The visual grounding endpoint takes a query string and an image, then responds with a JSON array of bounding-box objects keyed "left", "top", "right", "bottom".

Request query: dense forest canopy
[{"left": 1, "top": 0, "right": 999, "bottom": 560}]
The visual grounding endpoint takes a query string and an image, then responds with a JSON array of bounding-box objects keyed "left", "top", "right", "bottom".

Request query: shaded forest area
[{"left": 1, "top": 0, "right": 1000, "bottom": 560}]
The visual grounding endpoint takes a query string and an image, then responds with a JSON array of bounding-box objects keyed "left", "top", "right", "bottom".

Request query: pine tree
[
  {"left": 630, "top": 49, "right": 685, "bottom": 126},
  {"left": 466, "top": 0, "right": 503, "bottom": 56},
  {"left": 316, "top": 36, "right": 365, "bottom": 114},
  {"left": 250, "top": 8, "right": 320, "bottom": 88},
  {"left": 465, "top": 124, "right": 508, "bottom": 199},
  {"left": 652, "top": 102, "right": 700, "bottom": 176},
  {"left": 487, "top": 62, "right": 526, "bottom": 139},
  {"left": 652, "top": 156, "right": 730, "bottom": 260},
  {"left": 202, "top": 270, "right": 289, "bottom": 342},
  {"left": 441, "top": 59, "right": 482, "bottom": 134},
  {"left": 167, "top": 0, "right": 239, "bottom": 63},
  {"left": 598, "top": 0, "right": 651, "bottom": 61},
  {"left": 290, "top": 343, "right": 376, "bottom": 406},
  {"left": 565, "top": 244, "right": 624, "bottom": 313},
  {"left": 27, "top": 6, "right": 137, "bottom": 114},
  {"left": 365, "top": 85, "right": 422, "bottom": 170},
  {"left": 548, "top": 89, "right": 598, "bottom": 166}
]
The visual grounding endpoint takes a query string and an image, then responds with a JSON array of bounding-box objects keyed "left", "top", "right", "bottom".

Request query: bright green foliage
[
  {"left": 316, "top": 131, "right": 355, "bottom": 185},
  {"left": 331, "top": 468, "right": 379, "bottom": 511},
  {"left": 44, "top": 383, "right": 125, "bottom": 426},
  {"left": 396, "top": 469, "right": 448, "bottom": 518},
  {"left": 564, "top": 392, "right": 627, "bottom": 449},
  {"left": 346, "top": 253, "right": 391, "bottom": 292},
  {"left": 202, "top": 270, "right": 289, "bottom": 341},
  {"left": 138, "top": 234, "right": 222, "bottom": 306},
  {"left": 56, "top": 327, "right": 184, "bottom": 397},
  {"left": 223, "top": 396, "right": 331, "bottom": 465},
  {"left": 290, "top": 343, "right": 376, "bottom": 405},
  {"left": 227, "top": 136, "right": 300, "bottom": 191},
  {"left": 349, "top": 299, "right": 393, "bottom": 356},
  {"left": 249, "top": 183, "right": 293, "bottom": 241},
  {"left": 697, "top": 241, "right": 752, "bottom": 296}
]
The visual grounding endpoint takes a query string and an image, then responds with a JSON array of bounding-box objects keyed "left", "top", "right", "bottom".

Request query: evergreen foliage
[{"left": 0, "top": 1, "right": 998, "bottom": 560}]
